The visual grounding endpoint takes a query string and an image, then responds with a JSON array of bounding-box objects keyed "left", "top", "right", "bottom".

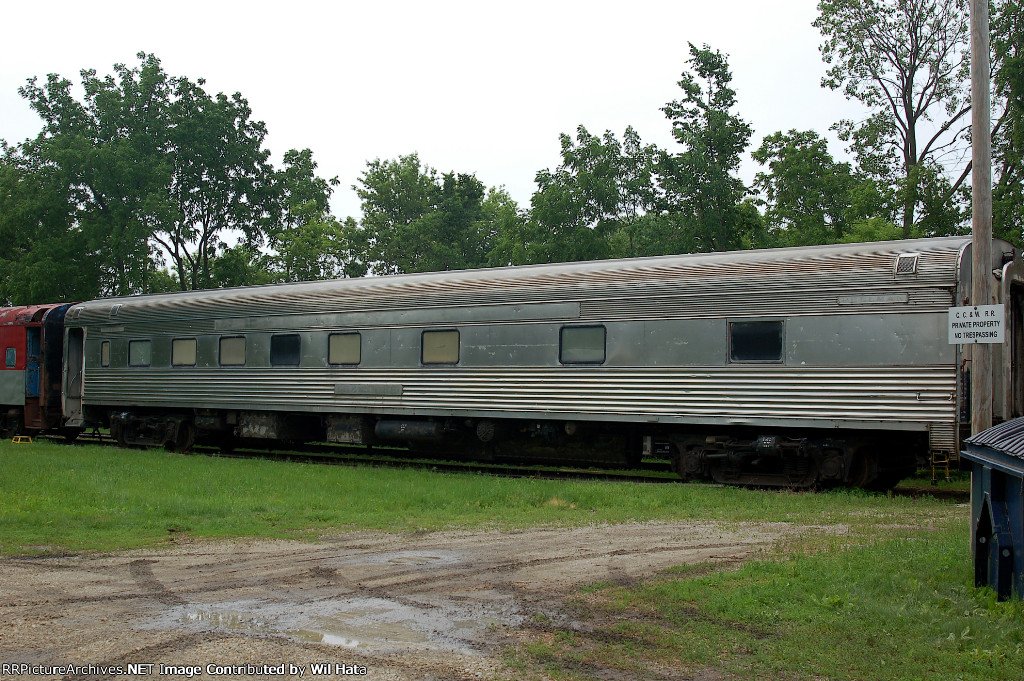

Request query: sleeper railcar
[
  {"left": 1, "top": 303, "right": 77, "bottom": 437},
  {"left": 61, "top": 236, "right": 1024, "bottom": 489}
]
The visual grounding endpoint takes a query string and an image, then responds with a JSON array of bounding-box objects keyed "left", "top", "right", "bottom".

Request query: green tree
[
  {"left": 752, "top": 129, "right": 859, "bottom": 245},
  {"left": 0, "top": 144, "right": 101, "bottom": 304},
  {"left": 159, "top": 71, "right": 277, "bottom": 289},
  {"left": 353, "top": 154, "right": 499, "bottom": 274},
  {"left": 209, "top": 243, "right": 272, "bottom": 289},
  {"left": 16, "top": 56, "right": 171, "bottom": 296},
  {"left": 14, "top": 53, "right": 280, "bottom": 294},
  {"left": 993, "top": 0, "right": 1024, "bottom": 247},
  {"left": 815, "top": 0, "right": 974, "bottom": 237},
  {"left": 483, "top": 187, "right": 530, "bottom": 267},
  {"left": 659, "top": 43, "right": 753, "bottom": 252},
  {"left": 271, "top": 217, "right": 364, "bottom": 282},
  {"left": 265, "top": 147, "right": 353, "bottom": 282},
  {"left": 526, "top": 126, "right": 663, "bottom": 264}
]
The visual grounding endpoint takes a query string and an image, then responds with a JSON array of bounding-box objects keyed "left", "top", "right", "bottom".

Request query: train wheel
[
  {"left": 167, "top": 421, "right": 195, "bottom": 453},
  {"left": 846, "top": 449, "right": 874, "bottom": 489},
  {"left": 671, "top": 444, "right": 708, "bottom": 482},
  {"left": 111, "top": 422, "right": 129, "bottom": 448},
  {"left": 2, "top": 409, "right": 21, "bottom": 438}
]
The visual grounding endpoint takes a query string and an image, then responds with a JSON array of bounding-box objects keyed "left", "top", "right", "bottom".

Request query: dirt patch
[{"left": 0, "top": 521, "right": 791, "bottom": 680}]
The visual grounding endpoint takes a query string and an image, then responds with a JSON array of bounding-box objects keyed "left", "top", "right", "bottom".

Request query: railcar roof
[
  {"left": 0, "top": 303, "right": 67, "bottom": 326},
  {"left": 69, "top": 236, "right": 1009, "bottom": 315}
]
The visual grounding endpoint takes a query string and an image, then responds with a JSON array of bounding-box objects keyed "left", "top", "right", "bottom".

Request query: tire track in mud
[
  {"left": 3, "top": 534, "right": 763, "bottom": 607},
  {"left": 1, "top": 521, "right": 792, "bottom": 681}
]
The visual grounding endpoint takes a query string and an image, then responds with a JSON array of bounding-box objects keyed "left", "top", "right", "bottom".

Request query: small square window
[
  {"left": 329, "top": 333, "right": 361, "bottom": 365},
  {"left": 5, "top": 347, "right": 15, "bottom": 368},
  {"left": 560, "top": 326, "right": 606, "bottom": 364},
  {"left": 128, "top": 340, "right": 152, "bottom": 367},
  {"left": 271, "top": 334, "right": 301, "bottom": 366},
  {"left": 220, "top": 337, "right": 246, "bottom": 366},
  {"left": 100, "top": 341, "right": 110, "bottom": 368},
  {"left": 730, "top": 321, "right": 784, "bottom": 362},
  {"left": 172, "top": 338, "right": 197, "bottom": 367},
  {"left": 422, "top": 330, "right": 459, "bottom": 365}
]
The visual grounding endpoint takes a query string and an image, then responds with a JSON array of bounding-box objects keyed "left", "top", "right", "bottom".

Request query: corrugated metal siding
[{"left": 84, "top": 365, "right": 956, "bottom": 425}]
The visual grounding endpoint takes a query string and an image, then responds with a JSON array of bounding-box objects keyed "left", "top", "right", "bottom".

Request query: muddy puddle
[{"left": 158, "top": 594, "right": 519, "bottom": 654}]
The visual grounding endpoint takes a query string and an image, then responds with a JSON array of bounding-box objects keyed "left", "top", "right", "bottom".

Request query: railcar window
[
  {"left": 270, "top": 334, "right": 301, "bottom": 366},
  {"left": 422, "top": 329, "right": 460, "bottom": 365},
  {"left": 219, "top": 337, "right": 246, "bottom": 366},
  {"left": 729, "top": 321, "right": 784, "bottom": 362},
  {"left": 560, "top": 326, "right": 606, "bottom": 364},
  {"left": 128, "top": 340, "right": 152, "bottom": 367},
  {"left": 100, "top": 341, "right": 110, "bottom": 368},
  {"left": 5, "top": 347, "right": 14, "bottom": 368},
  {"left": 329, "top": 332, "right": 361, "bottom": 365},
  {"left": 172, "top": 338, "right": 197, "bottom": 367}
]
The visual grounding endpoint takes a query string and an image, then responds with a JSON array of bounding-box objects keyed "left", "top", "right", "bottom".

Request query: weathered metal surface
[
  {"left": 65, "top": 236, "right": 1022, "bottom": 461},
  {"left": 67, "top": 237, "right": 981, "bottom": 326},
  {"left": 962, "top": 418, "right": 1024, "bottom": 601},
  {"left": 80, "top": 365, "right": 957, "bottom": 444},
  {"left": 0, "top": 371, "right": 26, "bottom": 405},
  {"left": 325, "top": 415, "right": 369, "bottom": 444},
  {"left": 1, "top": 303, "right": 74, "bottom": 433},
  {"left": 237, "top": 411, "right": 282, "bottom": 440}
]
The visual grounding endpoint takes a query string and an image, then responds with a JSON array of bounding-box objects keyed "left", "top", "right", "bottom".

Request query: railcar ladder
[
  {"left": 11, "top": 436, "right": 33, "bottom": 444},
  {"left": 930, "top": 451, "right": 952, "bottom": 485}
]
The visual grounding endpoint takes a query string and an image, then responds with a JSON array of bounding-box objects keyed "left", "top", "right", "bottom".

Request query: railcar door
[
  {"left": 64, "top": 328, "right": 84, "bottom": 425},
  {"left": 25, "top": 328, "right": 41, "bottom": 398},
  {"left": 23, "top": 328, "right": 42, "bottom": 429}
]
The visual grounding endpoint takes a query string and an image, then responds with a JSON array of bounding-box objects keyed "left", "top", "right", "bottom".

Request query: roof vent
[
  {"left": 109, "top": 304, "right": 122, "bottom": 319},
  {"left": 894, "top": 253, "right": 919, "bottom": 276}
]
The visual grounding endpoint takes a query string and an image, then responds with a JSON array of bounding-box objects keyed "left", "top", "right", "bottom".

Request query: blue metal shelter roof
[{"left": 964, "top": 418, "right": 1024, "bottom": 462}]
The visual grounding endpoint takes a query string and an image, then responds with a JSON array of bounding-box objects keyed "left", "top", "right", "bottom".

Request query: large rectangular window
[
  {"left": 128, "top": 340, "right": 152, "bottom": 367},
  {"left": 329, "top": 332, "right": 361, "bottom": 365},
  {"left": 422, "top": 329, "right": 459, "bottom": 365},
  {"left": 559, "top": 325, "right": 606, "bottom": 364},
  {"left": 219, "top": 336, "right": 246, "bottom": 366},
  {"left": 100, "top": 341, "right": 110, "bottom": 368},
  {"left": 729, "top": 321, "right": 784, "bottom": 362},
  {"left": 172, "top": 338, "right": 197, "bottom": 366},
  {"left": 270, "top": 334, "right": 301, "bottom": 366}
]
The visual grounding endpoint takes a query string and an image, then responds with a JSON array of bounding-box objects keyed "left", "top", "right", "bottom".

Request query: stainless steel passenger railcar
[{"left": 63, "top": 236, "right": 1024, "bottom": 488}]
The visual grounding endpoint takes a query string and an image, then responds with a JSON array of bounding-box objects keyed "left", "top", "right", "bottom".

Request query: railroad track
[
  {"left": 47, "top": 431, "right": 681, "bottom": 484},
  {"left": 42, "top": 432, "right": 971, "bottom": 498}
]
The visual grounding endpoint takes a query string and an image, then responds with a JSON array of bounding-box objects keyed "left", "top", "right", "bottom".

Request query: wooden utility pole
[{"left": 970, "top": 0, "right": 993, "bottom": 434}]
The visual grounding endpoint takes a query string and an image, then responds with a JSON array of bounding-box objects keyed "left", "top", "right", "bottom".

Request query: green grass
[
  {"left": 0, "top": 439, "right": 962, "bottom": 554},
  {"left": 506, "top": 521, "right": 1024, "bottom": 681},
  {"left": 3, "top": 439, "right": 1016, "bottom": 680}
]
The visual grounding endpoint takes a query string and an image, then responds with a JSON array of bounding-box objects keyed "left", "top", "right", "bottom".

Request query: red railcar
[{"left": 0, "top": 303, "right": 75, "bottom": 436}]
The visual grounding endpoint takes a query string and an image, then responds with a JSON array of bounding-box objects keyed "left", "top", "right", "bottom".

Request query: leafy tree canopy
[{"left": 659, "top": 43, "right": 753, "bottom": 253}]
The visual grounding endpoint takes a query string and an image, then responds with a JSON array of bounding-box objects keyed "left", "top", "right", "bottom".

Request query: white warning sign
[{"left": 948, "top": 305, "right": 1005, "bottom": 344}]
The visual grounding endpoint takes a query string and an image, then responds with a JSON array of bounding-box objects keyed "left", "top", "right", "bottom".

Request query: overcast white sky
[{"left": 1, "top": 0, "right": 867, "bottom": 220}]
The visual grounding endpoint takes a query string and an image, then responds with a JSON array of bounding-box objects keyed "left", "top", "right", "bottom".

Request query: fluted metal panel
[{"left": 84, "top": 365, "right": 956, "bottom": 437}]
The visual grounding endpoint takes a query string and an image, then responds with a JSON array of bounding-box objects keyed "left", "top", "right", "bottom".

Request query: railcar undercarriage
[
  {"left": 93, "top": 407, "right": 924, "bottom": 490},
  {"left": 667, "top": 431, "right": 922, "bottom": 490}
]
